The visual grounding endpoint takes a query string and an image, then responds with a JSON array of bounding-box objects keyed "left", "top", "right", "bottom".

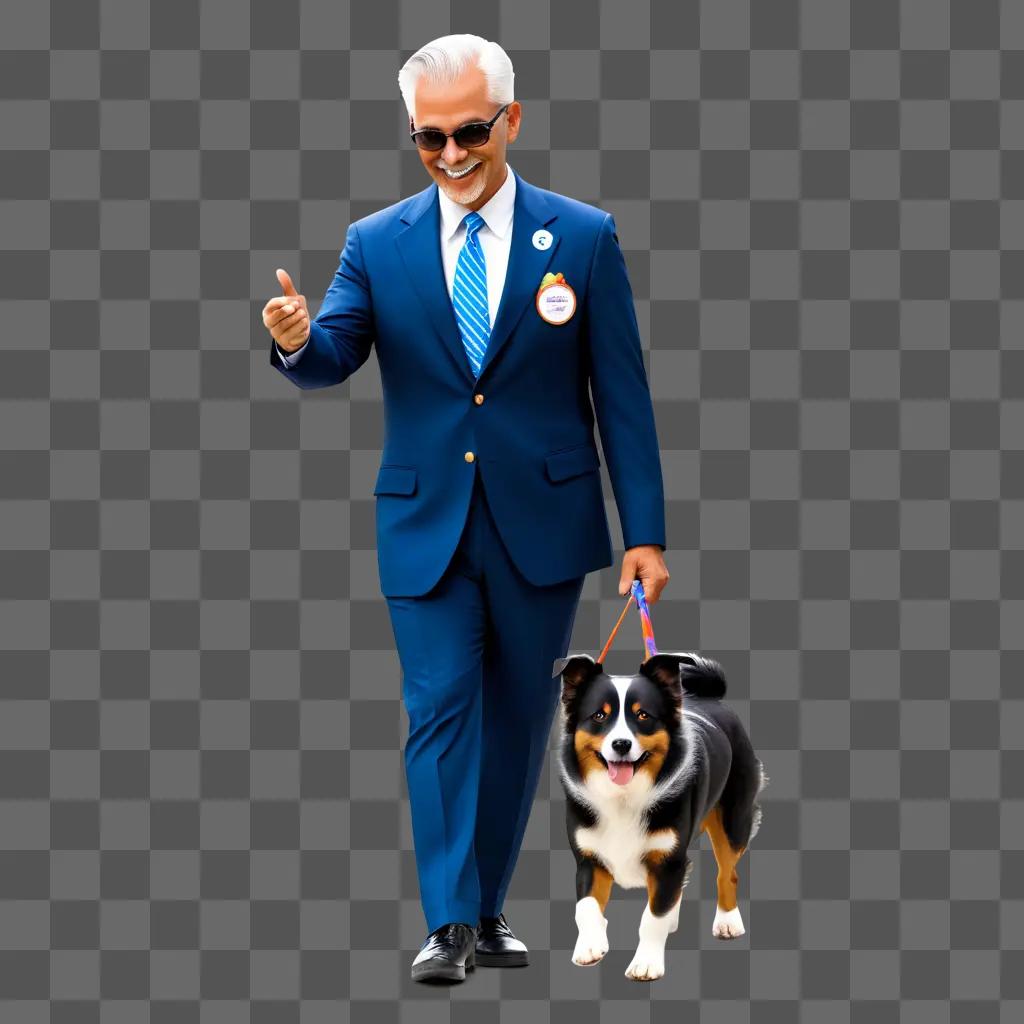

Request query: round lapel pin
[
  {"left": 536, "top": 274, "right": 577, "bottom": 325},
  {"left": 532, "top": 229, "right": 553, "bottom": 250}
]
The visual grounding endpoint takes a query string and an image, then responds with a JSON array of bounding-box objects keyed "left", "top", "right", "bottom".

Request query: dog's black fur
[{"left": 552, "top": 651, "right": 767, "bottom": 925}]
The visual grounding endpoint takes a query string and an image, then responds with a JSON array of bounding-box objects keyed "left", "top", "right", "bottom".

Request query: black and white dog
[{"left": 551, "top": 651, "right": 767, "bottom": 980}]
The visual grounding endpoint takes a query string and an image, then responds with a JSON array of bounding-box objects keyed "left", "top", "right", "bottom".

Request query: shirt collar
[{"left": 438, "top": 163, "right": 516, "bottom": 242}]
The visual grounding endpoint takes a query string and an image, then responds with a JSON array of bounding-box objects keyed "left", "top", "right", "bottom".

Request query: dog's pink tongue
[{"left": 607, "top": 760, "right": 634, "bottom": 786}]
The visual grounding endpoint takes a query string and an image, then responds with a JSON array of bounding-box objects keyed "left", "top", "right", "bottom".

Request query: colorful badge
[{"left": 536, "top": 272, "right": 577, "bottom": 325}]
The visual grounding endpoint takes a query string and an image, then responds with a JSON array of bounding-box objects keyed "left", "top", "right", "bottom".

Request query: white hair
[{"left": 398, "top": 33, "right": 515, "bottom": 125}]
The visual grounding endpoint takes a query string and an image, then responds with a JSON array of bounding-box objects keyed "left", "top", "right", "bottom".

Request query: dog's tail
[{"left": 678, "top": 653, "right": 727, "bottom": 700}]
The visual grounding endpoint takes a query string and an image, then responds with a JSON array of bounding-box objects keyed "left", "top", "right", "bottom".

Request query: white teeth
[{"left": 442, "top": 163, "right": 479, "bottom": 179}]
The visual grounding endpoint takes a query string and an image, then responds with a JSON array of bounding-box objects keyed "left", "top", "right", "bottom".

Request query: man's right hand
[{"left": 263, "top": 269, "right": 310, "bottom": 353}]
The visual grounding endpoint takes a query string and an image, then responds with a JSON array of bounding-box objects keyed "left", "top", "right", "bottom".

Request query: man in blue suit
[{"left": 264, "top": 34, "right": 669, "bottom": 983}]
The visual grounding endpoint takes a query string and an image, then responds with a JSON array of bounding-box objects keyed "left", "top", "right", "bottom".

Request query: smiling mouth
[
  {"left": 597, "top": 750, "right": 649, "bottom": 787},
  {"left": 596, "top": 751, "right": 649, "bottom": 768},
  {"left": 441, "top": 162, "right": 481, "bottom": 180}
]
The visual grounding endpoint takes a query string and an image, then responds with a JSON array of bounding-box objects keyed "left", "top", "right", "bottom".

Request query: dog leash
[{"left": 596, "top": 579, "right": 658, "bottom": 664}]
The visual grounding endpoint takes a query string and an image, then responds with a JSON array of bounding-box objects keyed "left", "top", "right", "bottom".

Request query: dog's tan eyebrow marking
[
  {"left": 601, "top": 702, "right": 612, "bottom": 714},
  {"left": 631, "top": 700, "right": 641, "bottom": 712}
]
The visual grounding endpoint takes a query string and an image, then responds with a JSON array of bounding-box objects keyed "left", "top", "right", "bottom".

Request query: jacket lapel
[{"left": 394, "top": 167, "right": 561, "bottom": 386}]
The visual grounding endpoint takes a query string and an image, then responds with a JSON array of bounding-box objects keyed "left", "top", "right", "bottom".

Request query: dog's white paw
[
  {"left": 712, "top": 905, "right": 745, "bottom": 939},
  {"left": 624, "top": 943, "right": 665, "bottom": 981},
  {"left": 572, "top": 897, "right": 609, "bottom": 965},
  {"left": 572, "top": 927, "right": 609, "bottom": 965}
]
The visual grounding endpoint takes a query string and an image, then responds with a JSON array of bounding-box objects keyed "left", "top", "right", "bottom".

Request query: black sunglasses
[{"left": 409, "top": 103, "right": 511, "bottom": 152}]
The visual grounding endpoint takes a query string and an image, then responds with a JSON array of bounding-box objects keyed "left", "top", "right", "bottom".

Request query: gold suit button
[
  {"left": 474, "top": 393, "right": 484, "bottom": 404},
  {"left": 464, "top": 451, "right": 475, "bottom": 463}
]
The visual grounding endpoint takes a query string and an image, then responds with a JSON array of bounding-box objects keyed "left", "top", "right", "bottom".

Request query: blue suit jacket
[{"left": 270, "top": 167, "right": 666, "bottom": 597}]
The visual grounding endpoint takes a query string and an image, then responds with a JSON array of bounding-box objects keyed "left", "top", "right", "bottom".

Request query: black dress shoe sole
[
  {"left": 475, "top": 948, "right": 529, "bottom": 967},
  {"left": 411, "top": 950, "right": 476, "bottom": 983}
]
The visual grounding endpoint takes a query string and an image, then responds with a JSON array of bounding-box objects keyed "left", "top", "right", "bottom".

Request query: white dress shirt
[{"left": 276, "top": 163, "right": 518, "bottom": 367}]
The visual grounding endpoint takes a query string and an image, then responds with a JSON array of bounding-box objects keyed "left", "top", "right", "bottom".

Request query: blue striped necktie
[{"left": 452, "top": 211, "right": 491, "bottom": 377}]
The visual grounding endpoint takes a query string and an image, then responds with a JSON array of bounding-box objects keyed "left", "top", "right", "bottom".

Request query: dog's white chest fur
[{"left": 574, "top": 795, "right": 677, "bottom": 889}]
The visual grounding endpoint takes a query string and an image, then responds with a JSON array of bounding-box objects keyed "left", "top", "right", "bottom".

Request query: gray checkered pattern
[{"left": 2, "top": 0, "right": 1020, "bottom": 1019}]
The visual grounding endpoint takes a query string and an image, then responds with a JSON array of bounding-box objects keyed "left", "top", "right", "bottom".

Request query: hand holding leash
[{"left": 618, "top": 543, "right": 669, "bottom": 606}]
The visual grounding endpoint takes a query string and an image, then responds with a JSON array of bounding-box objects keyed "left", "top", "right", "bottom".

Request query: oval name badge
[{"left": 536, "top": 281, "right": 577, "bottom": 325}]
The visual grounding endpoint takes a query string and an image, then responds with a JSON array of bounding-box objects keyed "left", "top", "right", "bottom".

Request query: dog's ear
[
  {"left": 552, "top": 653, "right": 601, "bottom": 686},
  {"left": 553, "top": 653, "right": 602, "bottom": 715},
  {"left": 639, "top": 652, "right": 698, "bottom": 690}
]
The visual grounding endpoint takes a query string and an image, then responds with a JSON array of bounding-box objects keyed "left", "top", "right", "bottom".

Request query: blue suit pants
[{"left": 384, "top": 467, "right": 585, "bottom": 933}]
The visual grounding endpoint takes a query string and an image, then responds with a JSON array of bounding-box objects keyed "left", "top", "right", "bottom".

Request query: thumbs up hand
[{"left": 262, "top": 268, "right": 310, "bottom": 353}]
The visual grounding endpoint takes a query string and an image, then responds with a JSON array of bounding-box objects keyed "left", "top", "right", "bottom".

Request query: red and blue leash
[{"left": 596, "top": 579, "right": 657, "bottom": 665}]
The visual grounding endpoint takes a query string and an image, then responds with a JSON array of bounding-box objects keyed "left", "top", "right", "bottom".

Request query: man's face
[{"left": 411, "top": 63, "right": 521, "bottom": 211}]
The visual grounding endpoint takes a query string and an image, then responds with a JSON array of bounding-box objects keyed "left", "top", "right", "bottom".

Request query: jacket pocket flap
[
  {"left": 545, "top": 444, "right": 601, "bottom": 483},
  {"left": 373, "top": 465, "right": 417, "bottom": 495}
]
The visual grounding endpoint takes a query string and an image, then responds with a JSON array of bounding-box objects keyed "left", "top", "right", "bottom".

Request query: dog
[{"left": 551, "top": 650, "right": 768, "bottom": 981}]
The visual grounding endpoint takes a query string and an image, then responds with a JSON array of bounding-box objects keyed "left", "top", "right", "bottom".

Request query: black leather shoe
[
  {"left": 411, "top": 922, "right": 477, "bottom": 983},
  {"left": 476, "top": 912, "right": 529, "bottom": 967}
]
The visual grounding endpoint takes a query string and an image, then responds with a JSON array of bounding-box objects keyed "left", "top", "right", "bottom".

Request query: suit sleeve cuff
[{"left": 277, "top": 338, "right": 309, "bottom": 366}]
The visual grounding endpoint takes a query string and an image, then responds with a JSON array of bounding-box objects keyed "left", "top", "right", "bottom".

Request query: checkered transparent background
[{"left": 2, "top": 0, "right": 1022, "bottom": 1020}]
